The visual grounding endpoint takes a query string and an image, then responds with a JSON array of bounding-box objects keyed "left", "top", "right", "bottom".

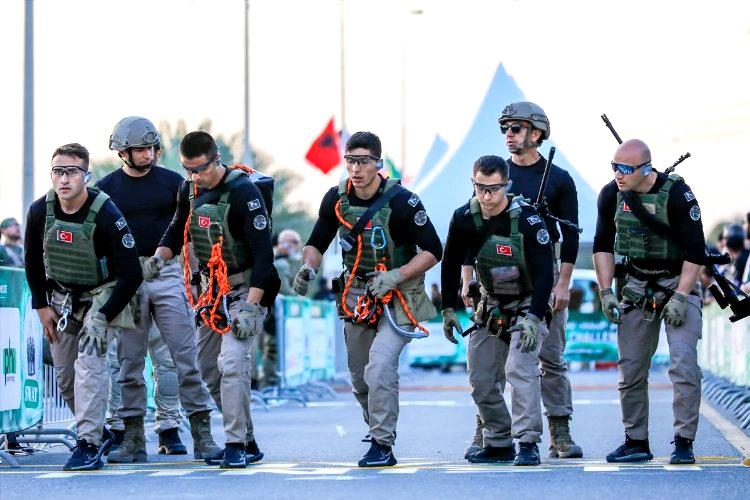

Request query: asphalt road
[{"left": 1, "top": 368, "right": 748, "bottom": 499}]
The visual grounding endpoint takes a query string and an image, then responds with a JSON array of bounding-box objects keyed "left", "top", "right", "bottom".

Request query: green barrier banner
[
  {"left": 565, "top": 310, "right": 619, "bottom": 362},
  {"left": 0, "top": 267, "right": 44, "bottom": 433},
  {"left": 699, "top": 302, "right": 750, "bottom": 387}
]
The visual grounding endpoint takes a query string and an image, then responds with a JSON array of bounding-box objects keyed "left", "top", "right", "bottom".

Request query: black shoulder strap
[
  {"left": 471, "top": 196, "right": 525, "bottom": 256},
  {"left": 339, "top": 183, "right": 404, "bottom": 251}
]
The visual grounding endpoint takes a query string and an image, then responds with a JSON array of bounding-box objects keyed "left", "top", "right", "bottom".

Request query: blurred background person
[{"left": 0, "top": 217, "right": 25, "bottom": 268}]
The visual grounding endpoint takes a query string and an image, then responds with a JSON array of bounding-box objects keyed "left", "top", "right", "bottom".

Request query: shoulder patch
[
  {"left": 689, "top": 204, "right": 701, "bottom": 221},
  {"left": 247, "top": 198, "right": 261, "bottom": 211},
  {"left": 253, "top": 214, "right": 268, "bottom": 230},
  {"left": 527, "top": 215, "right": 542, "bottom": 225},
  {"left": 122, "top": 233, "right": 135, "bottom": 249},
  {"left": 407, "top": 193, "right": 420, "bottom": 207},
  {"left": 536, "top": 229, "right": 550, "bottom": 245},
  {"left": 684, "top": 191, "right": 695, "bottom": 202},
  {"left": 414, "top": 210, "right": 428, "bottom": 226},
  {"left": 115, "top": 217, "right": 127, "bottom": 230}
]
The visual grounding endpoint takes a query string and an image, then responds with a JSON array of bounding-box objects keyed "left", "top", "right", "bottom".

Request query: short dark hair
[
  {"left": 51, "top": 143, "right": 90, "bottom": 170},
  {"left": 180, "top": 131, "right": 219, "bottom": 160},
  {"left": 472, "top": 155, "right": 508, "bottom": 178},
  {"left": 345, "top": 131, "right": 381, "bottom": 158}
]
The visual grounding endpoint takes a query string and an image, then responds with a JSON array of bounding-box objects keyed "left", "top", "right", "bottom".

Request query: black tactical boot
[
  {"left": 219, "top": 443, "right": 247, "bottom": 469},
  {"left": 189, "top": 411, "right": 222, "bottom": 460},
  {"left": 606, "top": 435, "right": 653, "bottom": 463},
  {"left": 669, "top": 435, "right": 695, "bottom": 465},
  {"left": 464, "top": 415, "right": 484, "bottom": 459},
  {"left": 245, "top": 439, "right": 264, "bottom": 464},
  {"left": 64, "top": 439, "right": 104, "bottom": 471},
  {"left": 104, "top": 428, "right": 125, "bottom": 456},
  {"left": 467, "top": 444, "right": 516, "bottom": 463},
  {"left": 514, "top": 442, "right": 541, "bottom": 466},
  {"left": 158, "top": 427, "right": 188, "bottom": 455},
  {"left": 107, "top": 416, "right": 148, "bottom": 463},
  {"left": 548, "top": 416, "right": 583, "bottom": 458},
  {"left": 358, "top": 440, "right": 397, "bottom": 467}
]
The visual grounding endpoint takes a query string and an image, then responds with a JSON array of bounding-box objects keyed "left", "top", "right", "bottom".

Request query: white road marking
[
  {"left": 148, "top": 470, "right": 193, "bottom": 476},
  {"left": 336, "top": 425, "right": 346, "bottom": 437},
  {"left": 700, "top": 397, "right": 750, "bottom": 460},
  {"left": 664, "top": 465, "right": 701, "bottom": 471},
  {"left": 584, "top": 466, "right": 619, "bottom": 472},
  {"left": 379, "top": 467, "right": 418, "bottom": 474}
]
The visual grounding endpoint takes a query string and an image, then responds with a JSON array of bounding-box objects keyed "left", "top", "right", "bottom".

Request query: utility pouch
[{"left": 490, "top": 266, "right": 521, "bottom": 295}]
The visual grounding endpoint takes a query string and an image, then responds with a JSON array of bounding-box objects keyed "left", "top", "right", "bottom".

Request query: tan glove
[
  {"left": 661, "top": 292, "right": 687, "bottom": 326},
  {"left": 365, "top": 269, "right": 403, "bottom": 299},
  {"left": 293, "top": 264, "right": 316, "bottom": 296},
  {"left": 78, "top": 311, "right": 108, "bottom": 356},
  {"left": 509, "top": 313, "right": 541, "bottom": 353},
  {"left": 599, "top": 287, "right": 622, "bottom": 324},
  {"left": 142, "top": 255, "right": 165, "bottom": 280},
  {"left": 233, "top": 303, "right": 267, "bottom": 339},
  {"left": 441, "top": 308, "right": 462, "bottom": 344}
]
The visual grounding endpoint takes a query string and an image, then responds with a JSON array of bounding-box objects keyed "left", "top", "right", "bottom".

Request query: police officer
[
  {"left": 97, "top": 117, "right": 220, "bottom": 462},
  {"left": 475, "top": 101, "right": 581, "bottom": 459},
  {"left": 294, "top": 131, "right": 442, "bottom": 467},
  {"left": 593, "top": 139, "right": 706, "bottom": 464},
  {"left": 442, "top": 155, "right": 554, "bottom": 466},
  {"left": 154, "top": 131, "right": 280, "bottom": 468},
  {"left": 24, "top": 143, "right": 142, "bottom": 470}
]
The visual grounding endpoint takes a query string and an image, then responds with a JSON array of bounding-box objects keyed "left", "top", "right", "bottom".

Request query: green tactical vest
[
  {"left": 337, "top": 178, "right": 416, "bottom": 274},
  {"left": 471, "top": 195, "right": 534, "bottom": 298},
  {"left": 189, "top": 169, "right": 251, "bottom": 270},
  {"left": 43, "top": 190, "right": 110, "bottom": 287},
  {"left": 614, "top": 174, "right": 682, "bottom": 261}
]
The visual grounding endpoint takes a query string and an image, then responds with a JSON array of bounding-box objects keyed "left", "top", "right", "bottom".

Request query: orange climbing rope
[
  {"left": 182, "top": 164, "right": 255, "bottom": 334},
  {"left": 334, "top": 180, "right": 428, "bottom": 335}
]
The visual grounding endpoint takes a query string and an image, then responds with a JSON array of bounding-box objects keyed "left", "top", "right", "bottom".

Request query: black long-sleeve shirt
[
  {"left": 441, "top": 199, "right": 554, "bottom": 318},
  {"left": 159, "top": 168, "right": 275, "bottom": 291},
  {"left": 593, "top": 172, "right": 706, "bottom": 267},
  {"left": 306, "top": 176, "right": 443, "bottom": 262},
  {"left": 96, "top": 166, "right": 183, "bottom": 257},
  {"left": 24, "top": 188, "right": 143, "bottom": 321},
  {"left": 507, "top": 157, "right": 580, "bottom": 264}
]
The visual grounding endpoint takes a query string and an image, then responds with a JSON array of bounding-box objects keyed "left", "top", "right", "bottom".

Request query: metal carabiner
[
  {"left": 370, "top": 226, "right": 387, "bottom": 251},
  {"left": 56, "top": 293, "right": 72, "bottom": 333},
  {"left": 383, "top": 306, "right": 429, "bottom": 339}
]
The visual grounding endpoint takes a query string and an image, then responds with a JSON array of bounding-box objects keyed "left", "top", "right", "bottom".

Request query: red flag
[
  {"left": 57, "top": 230, "right": 73, "bottom": 243},
  {"left": 305, "top": 118, "right": 340, "bottom": 174},
  {"left": 496, "top": 244, "right": 512, "bottom": 256}
]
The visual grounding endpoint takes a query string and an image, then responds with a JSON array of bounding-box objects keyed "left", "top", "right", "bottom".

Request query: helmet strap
[{"left": 121, "top": 149, "right": 153, "bottom": 172}]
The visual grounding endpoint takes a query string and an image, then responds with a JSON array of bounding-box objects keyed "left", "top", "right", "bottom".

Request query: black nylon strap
[{"left": 340, "top": 184, "right": 404, "bottom": 251}]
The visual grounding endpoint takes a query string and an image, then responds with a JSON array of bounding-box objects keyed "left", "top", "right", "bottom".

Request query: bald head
[{"left": 613, "top": 139, "right": 651, "bottom": 165}]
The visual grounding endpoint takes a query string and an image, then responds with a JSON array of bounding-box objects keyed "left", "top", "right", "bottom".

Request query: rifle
[
  {"left": 461, "top": 280, "right": 482, "bottom": 337},
  {"left": 600, "top": 114, "right": 749, "bottom": 322},
  {"left": 534, "top": 146, "right": 583, "bottom": 234}
]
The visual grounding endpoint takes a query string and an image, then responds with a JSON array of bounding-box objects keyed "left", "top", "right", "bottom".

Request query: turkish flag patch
[
  {"left": 57, "top": 230, "right": 73, "bottom": 243},
  {"left": 496, "top": 244, "right": 512, "bottom": 256},
  {"left": 622, "top": 203, "right": 631, "bottom": 212},
  {"left": 198, "top": 216, "right": 211, "bottom": 228},
  {"left": 356, "top": 217, "right": 373, "bottom": 230}
]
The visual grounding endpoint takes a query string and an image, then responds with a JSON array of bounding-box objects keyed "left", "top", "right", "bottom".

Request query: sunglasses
[
  {"left": 500, "top": 123, "right": 529, "bottom": 135},
  {"left": 182, "top": 156, "right": 218, "bottom": 174},
  {"left": 610, "top": 160, "right": 651, "bottom": 175},
  {"left": 344, "top": 154, "right": 379, "bottom": 167},
  {"left": 51, "top": 166, "right": 85, "bottom": 178},
  {"left": 472, "top": 179, "right": 511, "bottom": 195}
]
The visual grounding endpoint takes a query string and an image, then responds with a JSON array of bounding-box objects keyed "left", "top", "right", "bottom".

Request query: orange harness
[
  {"left": 334, "top": 180, "right": 428, "bottom": 335},
  {"left": 182, "top": 164, "right": 255, "bottom": 334}
]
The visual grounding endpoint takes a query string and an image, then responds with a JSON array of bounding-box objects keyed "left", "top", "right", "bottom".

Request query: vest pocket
[{"left": 393, "top": 277, "right": 436, "bottom": 325}]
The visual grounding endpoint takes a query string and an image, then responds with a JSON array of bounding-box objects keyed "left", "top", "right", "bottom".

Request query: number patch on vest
[
  {"left": 253, "top": 214, "right": 267, "bottom": 230},
  {"left": 122, "top": 233, "right": 135, "bottom": 249},
  {"left": 527, "top": 215, "right": 542, "bottom": 225},
  {"left": 414, "top": 210, "right": 428, "bottom": 226},
  {"left": 247, "top": 198, "right": 261, "bottom": 211},
  {"left": 536, "top": 229, "right": 550, "bottom": 245},
  {"left": 57, "top": 230, "right": 73, "bottom": 243},
  {"left": 689, "top": 204, "right": 701, "bottom": 221},
  {"left": 198, "top": 216, "right": 211, "bottom": 228},
  {"left": 408, "top": 194, "right": 420, "bottom": 207},
  {"left": 115, "top": 217, "right": 127, "bottom": 230},
  {"left": 496, "top": 244, "right": 512, "bottom": 256}
]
